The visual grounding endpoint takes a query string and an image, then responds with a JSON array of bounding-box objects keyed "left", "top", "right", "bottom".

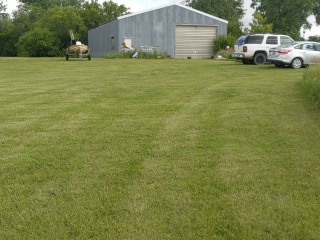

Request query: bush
[
  {"left": 215, "top": 49, "right": 234, "bottom": 60},
  {"left": 303, "top": 64, "right": 320, "bottom": 105},
  {"left": 105, "top": 50, "right": 170, "bottom": 59},
  {"left": 137, "top": 50, "right": 169, "bottom": 59},
  {"left": 213, "top": 35, "right": 237, "bottom": 54},
  {"left": 105, "top": 50, "right": 135, "bottom": 59},
  {"left": 16, "top": 27, "right": 62, "bottom": 57}
]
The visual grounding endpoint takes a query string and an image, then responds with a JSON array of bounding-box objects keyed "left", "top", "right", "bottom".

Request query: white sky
[{"left": 4, "top": 0, "right": 320, "bottom": 38}]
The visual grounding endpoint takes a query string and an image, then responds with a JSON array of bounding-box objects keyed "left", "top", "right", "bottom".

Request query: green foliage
[
  {"left": 79, "top": 0, "right": 130, "bottom": 33},
  {"left": 184, "top": 0, "right": 244, "bottom": 23},
  {"left": 137, "top": 50, "right": 169, "bottom": 59},
  {"left": 0, "top": 1, "right": 130, "bottom": 56},
  {"left": 251, "top": 0, "right": 319, "bottom": 39},
  {"left": 105, "top": 50, "right": 136, "bottom": 59},
  {"left": 228, "top": 21, "right": 242, "bottom": 38},
  {"left": 303, "top": 64, "right": 320, "bottom": 105},
  {"left": 18, "top": 0, "right": 85, "bottom": 9},
  {"left": 213, "top": 35, "right": 237, "bottom": 53},
  {"left": 105, "top": 50, "right": 169, "bottom": 59},
  {"left": 0, "top": 5, "right": 46, "bottom": 56},
  {"left": 35, "top": 7, "right": 87, "bottom": 49},
  {"left": 16, "top": 27, "right": 61, "bottom": 56},
  {"left": 308, "top": 35, "right": 320, "bottom": 42},
  {"left": 249, "top": 13, "right": 273, "bottom": 33},
  {"left": 215, "top": 49, "right": 234, "bottom": 59},
  {"left": 0, "top": 0, "right": 6, "bottom": 12}
]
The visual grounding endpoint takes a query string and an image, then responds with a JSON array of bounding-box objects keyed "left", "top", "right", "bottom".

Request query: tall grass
[
  {"left": 105, "top": 50, "right": 170, "bottom": 59},
  {"left": 105, "top": 50, "right": 136, "bottom": 59},
  {"left": 303, "top": 64, "right": 320, "bottom": 105},
  {"left": 215, "top": 49, "right": 234, "bottom": 60}
]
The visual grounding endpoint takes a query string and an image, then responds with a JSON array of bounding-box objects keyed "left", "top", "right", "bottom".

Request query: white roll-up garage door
[{"left": 175, "top": 25, "right": 217, "bottom": 59}]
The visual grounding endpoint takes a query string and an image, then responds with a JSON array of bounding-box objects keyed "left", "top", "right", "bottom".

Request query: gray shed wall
[
  {"left": 88, "top": 20, "right": 118, "bottom": 57},
  {"left": 88, "top": 4, "right": 228, "bottom": 58}
]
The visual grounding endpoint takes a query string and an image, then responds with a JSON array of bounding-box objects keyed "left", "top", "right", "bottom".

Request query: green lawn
[{"left": 1, "top": 57, "right": 320, "bottom": 239}]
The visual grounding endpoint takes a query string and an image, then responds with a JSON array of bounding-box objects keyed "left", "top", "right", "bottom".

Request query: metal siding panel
[{"left": 88, "top": 20, "right": 118, "bottom": 57}]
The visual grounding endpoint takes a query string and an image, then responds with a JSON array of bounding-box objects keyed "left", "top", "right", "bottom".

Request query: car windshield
[{"left": 235, "top": 35, "right": 248, "bottom": 45}]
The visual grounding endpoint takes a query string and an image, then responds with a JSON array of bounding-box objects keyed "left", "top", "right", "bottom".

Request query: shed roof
[{"left": 117, "top": 3, "right": 228, "bottom": 24}]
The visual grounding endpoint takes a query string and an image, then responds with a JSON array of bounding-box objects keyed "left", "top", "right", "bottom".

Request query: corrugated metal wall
[
  {"left": 88, "top": 4, "right": 228, "bottom": 58},
  {"left": 88, "top": 20, "right": 118, "bottom": 57}
]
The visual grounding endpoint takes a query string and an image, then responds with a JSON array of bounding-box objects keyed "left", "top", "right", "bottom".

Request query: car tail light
[
  {"left": 243, "top": 46, "right": 247, "bottom": 52},
  {"left": 278, "top": 49, "right": 292, "bottom": 54}
]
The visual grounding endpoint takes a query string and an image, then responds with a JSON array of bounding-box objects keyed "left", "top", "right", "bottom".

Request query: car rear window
[
  {"left": 245, "top": 35, "right": 264, "bottom": 44},
  {"left": 314, "top": 44, "right": 320, "bottom": 51},
  {"left": 266, "top": 36, "right": 278, "bottom": 44},
  {"left": 236, "top": 35, "right": 248, "bottom": 45}
]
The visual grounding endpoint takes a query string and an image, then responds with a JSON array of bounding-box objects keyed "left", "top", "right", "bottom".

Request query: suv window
[
  {"left": 314, "top": 44, "right": 320, "bottom": 51},
  {"left": 266, "top": 36, "right": 278, "bottom": 44},
  {"left": 245, "top": 35, "right": 264, "bottom": 44},
  {"left": 280, "top": 36, "right": 293, "bottom": 45}
]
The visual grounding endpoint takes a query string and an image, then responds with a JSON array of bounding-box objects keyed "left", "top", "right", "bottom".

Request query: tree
[
  {"left": 16, "top": 27, "right": 61, "bottom": 56},
  {"left": 251, "top": 0, "right": 320, "bottom": 40},
  {"left": 35, "top": 6, "right": 87, "bottom": 48},
  {"left": 308, "top": 35, "right": 320, "bottom": 42},
  {"left": 228, "top": 21, "right": 242, "bottom": 38},
  {"left": 249, "top": 13, "right": 273, "bottom": 33},
  {"left": 0, "top": 4, "right": 45, "bottom": 56},
  {"left": 184, "top": 0, "right": 244, "bottom": 23},
  {"left": 18, "top": 0, "right": 85, "bottom": 9},
  {"left": 184, "top": 0, "right": 244, "bottom": 40},
  {"left": 101, "top": 0, "right": 129, "bottom": 21},
  {"left": 80, "top": 0, "right": 130, "bottom": 31},
  {"left": 0, "top": 0, "right": 6, "bottom": 12}
]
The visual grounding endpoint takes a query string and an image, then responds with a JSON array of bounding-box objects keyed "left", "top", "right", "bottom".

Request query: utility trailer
[{"left": 66, "top": 41, "right": 91, "bottom": 61}]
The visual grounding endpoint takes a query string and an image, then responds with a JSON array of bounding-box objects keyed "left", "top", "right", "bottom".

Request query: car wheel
[
  {"left": 66, "top": 54, "right": 69, "bottom": 60},
  {"left": 253, "top": 53, "right": 266, "bottom": 65},
  {"left": 290, "top": 58, "right": 303, "bottom": 69},
  {"left": 88, "top": 55, "right": 91, "bottom": 61},
  {"left": 242, "top": 59, "right": 252, "bottom": 64}
]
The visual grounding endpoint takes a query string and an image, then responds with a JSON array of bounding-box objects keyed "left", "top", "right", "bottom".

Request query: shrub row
[
  {"left": 105, "top": 50, "right": 169, "bottom": 59},
  {"left": 303, "top": 64, "right": 320, "bottom": 105}
]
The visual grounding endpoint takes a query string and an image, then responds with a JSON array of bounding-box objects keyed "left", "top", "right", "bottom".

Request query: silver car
[{"left": 268, "top": 41, "right": 320, "bottom": 68}]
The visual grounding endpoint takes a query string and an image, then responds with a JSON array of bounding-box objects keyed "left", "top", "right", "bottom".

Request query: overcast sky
[{"left": 5, "top": 0, "right": 319, "bottom": 38}]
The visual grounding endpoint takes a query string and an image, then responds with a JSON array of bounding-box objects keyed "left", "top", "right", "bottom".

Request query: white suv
[{"left": 232, "top": 34, "right": 294, "bottom": 65}]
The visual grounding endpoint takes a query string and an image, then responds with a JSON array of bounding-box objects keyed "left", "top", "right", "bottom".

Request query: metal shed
[{"left": 88, "top": 3, "right": 228, "bottom": 59}]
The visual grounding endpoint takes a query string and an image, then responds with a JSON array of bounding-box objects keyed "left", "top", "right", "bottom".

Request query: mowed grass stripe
[{"left": 0, "top": 58, "right": 320, "bottom": 239}]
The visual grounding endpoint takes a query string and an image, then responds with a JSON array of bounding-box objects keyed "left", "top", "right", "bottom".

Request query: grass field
[{"left": 1, "top": 58, "right": 320, "bottom": 239}]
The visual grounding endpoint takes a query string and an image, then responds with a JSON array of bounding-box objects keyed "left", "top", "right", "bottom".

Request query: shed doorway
[{"left": 175, "top": 25, "right": 217, "bottom": 59}]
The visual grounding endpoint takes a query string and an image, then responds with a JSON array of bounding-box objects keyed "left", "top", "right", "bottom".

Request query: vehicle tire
[
  {"left": 88, "top": 55, "right": 91, "bottom": 61},
  {"left": 253, "top": 53, "right": 267, "bottom": 65},
  {"left": 242, "top": 59, "right": 252, "bottom": 64},
  {"left": 66, "top": 54, "right": 69, "bottom": 60},
  {"left": 290, "top": 58, "right": 303, "bottom": 69}
]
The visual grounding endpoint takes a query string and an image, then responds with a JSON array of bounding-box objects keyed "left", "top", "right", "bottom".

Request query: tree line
[
  {"left": 0, "top": 0, "right": 129, "bottom": 56},
  {"left": 0, "top": 0, "right": 319, "bottom": 57}
]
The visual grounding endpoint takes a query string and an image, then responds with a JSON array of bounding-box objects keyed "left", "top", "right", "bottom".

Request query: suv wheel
[{"left": 253, "top": 53, "right": 266, "bottom": 65}]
